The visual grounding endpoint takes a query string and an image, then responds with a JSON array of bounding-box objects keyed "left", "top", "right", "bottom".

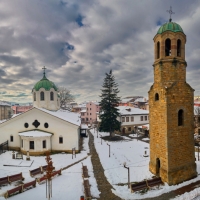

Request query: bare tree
[
  {"left": 194, "top": 106, "right": 200, "bottom": 135},
  {"left": 58, "top": 87, "right": 75, "bottom": 110}
]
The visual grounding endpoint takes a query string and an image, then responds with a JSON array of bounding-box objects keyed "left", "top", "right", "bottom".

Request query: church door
[{"left": 156, "top": 158, "right": 160, "bottom": 176}]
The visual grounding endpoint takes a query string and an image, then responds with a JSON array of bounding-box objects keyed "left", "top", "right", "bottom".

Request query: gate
[{"left": 0, "top": 140, "right": 8, "bottom": 154}]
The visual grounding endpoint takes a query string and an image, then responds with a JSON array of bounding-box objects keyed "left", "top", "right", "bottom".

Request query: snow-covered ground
[
  {"left": 91, "top": 129, "right": 200, "bottom": 200},
  {"left": 0, "top": 136, "right": 100, "bottom": 199}
]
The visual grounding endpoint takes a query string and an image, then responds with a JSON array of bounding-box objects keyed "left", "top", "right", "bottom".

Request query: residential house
[
  {"left": 117, "top": 106, "right": 149, "bottom": 134},
  {"left": 0, "top": 101, "right": 12, "bottom": 120},
  {"left": 81, "top": 101, "right": 100, "bottom": 124}
]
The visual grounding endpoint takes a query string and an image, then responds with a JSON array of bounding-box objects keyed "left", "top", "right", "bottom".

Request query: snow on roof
[
  {"left": 81, "top": 109, "right": 86, "bottom": 113},
  {"left": 81, "top": 124, "right": 88, "bottom": 129},
  {"left": 134, "top": 98, "right": 147, "bottom": 103},
  {"left": 0, "top": 101, "right": 11, "bottom": 106},
  {"left": 121, "top": 98, "right": 132, "bottom": 103},
  {"left": 38, "top": 108, "right": 81, "bottom": 126},
  {"left": 19, "top": 130, "right": 52, "bottom": 137},
  {"left": 117, "top": 106, "right": 149, "bottom": 115}
]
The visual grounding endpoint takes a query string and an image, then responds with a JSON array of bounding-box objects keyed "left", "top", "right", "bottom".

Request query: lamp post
[
  {"left": 124, "top": 162, "right": 130, "bottom": 188},
  {"left": 107, "top": 143, "right": 110, "bottom": 157},
  {"left": 99, "top": 134, "right": 102, "bottom": 145}
]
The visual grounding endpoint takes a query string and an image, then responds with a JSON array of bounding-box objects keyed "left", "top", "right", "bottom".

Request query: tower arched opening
[
  {"left": 50, "top": 92, "right": 54, "bottom": 101},
  {"left": 177, "top": 39, "right": 181, "bottom": 57},
  {"left": 40, "top": 91, "right": 45, "bottom": 101},
  {"left": 165, "top": 38, "right": 171, "bottom": 56},
  {"left": 157, "top": 42, "right": 160, "bottom": 59},
  {"left": 178, "top": 109, "right": 184, "bottom": 126},
  {"left": 155, "top": 93, "right": 159, "bottom": 101}
]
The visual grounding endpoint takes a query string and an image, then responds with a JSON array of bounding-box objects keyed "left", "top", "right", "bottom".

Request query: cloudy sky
[{"left": 0, "top": 0, "right": 200, "bottom": 104}]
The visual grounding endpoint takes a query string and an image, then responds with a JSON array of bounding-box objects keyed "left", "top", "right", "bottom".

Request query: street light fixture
[
  {"left": 99, "top": 134, "right": 102, "bottom": 145},
  {"left": 107, "top": 143, "right": 110, "bottom": 157},
  {"left": 123, "top": 162, "right": 130, "bottom": 188}
]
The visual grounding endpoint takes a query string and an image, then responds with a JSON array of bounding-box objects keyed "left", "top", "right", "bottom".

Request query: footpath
[{"left": 88, "top": 131, "right": 121, "bottom": 200}]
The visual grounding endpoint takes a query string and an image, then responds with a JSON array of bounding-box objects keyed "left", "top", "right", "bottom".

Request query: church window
[
  {"left": 165, "top": 38, "right": 171, "bottom": 56},
  {"left": 44, "top": 123, "right": 49, "bottom": 128},
  {"left": 157, "top": 41, "right": 160, "bottom": 59},
  {"left": 24, "top": 123, "right": 29, "bottom": 128},
  {"left": 145, "top": 116, "right": 148, "bottom": 120},
  {"left": 131, "top": 117, "right": 134, "bottom": 122},
  {"left": 177, "top": 39, "right": 181, "bottom": 57},
  {"left": 141, "top": 116, "right": 143, "bottom": 121},
  {"left": 155, "top": 93, "right": 159, "bottom": 101},
  {"left": 122, "top": 117, "right": 125, "bottom": 122},
  {"left": 50, "top": 92, "right": 54, "bottom": 101},
  {"left": 43, "top": 140, "right": 46, "bottom": 148},
  {"left": 59, "top": 136, "right": 63, "bottom": 144},
  {"left": 40, "top": 91, "right": 45, "bottom": 101},
  {"left": 178, "top": 109, "right": 184, "bottom": 126},
  {"left": 34, "top": 92, "right": 36, "bottom": 101},
  {"left": 30, "top": 141, "right": 34, "bottom": 149},
  {"left": 10, "top": 135, "right": 13, "bottom": 142}
]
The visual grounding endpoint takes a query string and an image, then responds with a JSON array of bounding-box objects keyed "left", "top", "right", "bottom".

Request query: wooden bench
[
  {"left": 82, "top": 165, "right": 89, "bottom": 178},
  {"left": 29, "top": 167, "right": 43, "bottom": 177},
  {"left": 16, "top": 152, "right": 23, "bottom": 159},
  {"left": 147, "top": 177, "right": 163, "bottom": 188},
  {"left": 41, "top": 165, "right": 55, "bottom": 172},
  {"left": 0, "top": 176, "right": 9, "bottom": 186},
  {"left": 84, "top": 179, "right": 91, "bottom": 200},
  {"left": 4, "top": 185, "right": 23, "bottom": 198},
  {"left": 52, "top": 169, "right": 62, "bottom": 177},
  {"left": 23, "top": 180, "right": 36, "bottom": 191},
  {"left": 8, "top": 172, "right": 24, "bottom": 183},
  {"left": 36, "top": 176, "right": 47, "bottom": 184},
  {"left": 131, "top": 180, "right": 148, "bottom": 192}
]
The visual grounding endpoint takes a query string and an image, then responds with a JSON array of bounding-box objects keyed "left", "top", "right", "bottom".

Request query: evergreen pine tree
[{"left": 99, "top": 70, "right": 121, "bottom": 137}]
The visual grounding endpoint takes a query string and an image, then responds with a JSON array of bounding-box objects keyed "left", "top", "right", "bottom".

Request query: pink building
[
  {"left": 12, "top": 105, "right": 33, "bottom": 114},
  {"left": 81, "top": 102, "right": 100, "bottom": 124}
]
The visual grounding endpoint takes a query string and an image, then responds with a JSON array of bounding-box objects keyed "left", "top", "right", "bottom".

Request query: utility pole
[{"left": 123, "top": 162, "right": 130, "bottom": 188}]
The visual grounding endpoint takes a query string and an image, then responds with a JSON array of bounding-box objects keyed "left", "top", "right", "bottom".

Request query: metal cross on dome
[
  {"left": 167, "top": 6, "right": 175, "bottom": 22},
  {"left": 42, "top": 66, "right": 46, "bottom": 75}
]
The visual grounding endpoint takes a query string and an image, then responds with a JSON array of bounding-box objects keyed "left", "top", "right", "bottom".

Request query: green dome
[
  {"left": 33, "top": 75, "right": 58, "bottom": 91},
  {"left": 157, "top": 21, "right": 184, "bottom": 34}
]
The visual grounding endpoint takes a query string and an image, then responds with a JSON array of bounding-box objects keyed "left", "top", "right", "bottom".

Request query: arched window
[
  {"left": 155, "top": 93, "right": 159, "bottom": 101},
  {"left": 178, "top": 109, "right": 184, "bottom": 126},
  {"left": 59, "top": 136, "right": 63, "bottom": 144},
  {"left": 50, "top": 92, "right": 54, "bottom": 101},
  {"left": 40, "top": 91, "right": 44, "bottom": 101},
  {"left": 177, "top": 39, "right": 181, "bottom": 57},
  {"left": 165, "top": 38, "right": 171, "bottom": 56},
  {"left": 157, "top": 42, "right": 160, "bottom": 59},
  {"left": 34, "top": 92, "right": 36, "bottom": 101}
]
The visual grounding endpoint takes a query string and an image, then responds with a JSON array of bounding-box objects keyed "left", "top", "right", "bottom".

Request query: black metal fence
[{"left": 0, "top": 140, "right": 8, "bottom": 154}]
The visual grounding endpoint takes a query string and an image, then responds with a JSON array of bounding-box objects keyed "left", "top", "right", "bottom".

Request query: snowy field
[
  {"left": 91, "top": 129, "right": 200, "bottom": 200},
  {"left": 0, "top": 136, "right": 100, "bottom": 200}
]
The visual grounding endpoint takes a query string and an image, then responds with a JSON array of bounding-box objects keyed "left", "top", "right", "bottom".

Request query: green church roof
[
  {"left": 157, "top": 21, "right": 184, "bottom": 34},
  {"left": 33, "top": 74, "right": 58, "bottom": 91}
]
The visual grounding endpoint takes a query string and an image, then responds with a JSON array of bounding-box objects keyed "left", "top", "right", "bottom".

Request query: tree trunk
[{"left": 110, "top": 132, "right": 115, "bottom": 137}]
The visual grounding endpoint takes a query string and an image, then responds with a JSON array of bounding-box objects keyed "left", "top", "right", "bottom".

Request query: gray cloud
[{"left": 0, "top": 0, "right": 199, "bottom": 103}]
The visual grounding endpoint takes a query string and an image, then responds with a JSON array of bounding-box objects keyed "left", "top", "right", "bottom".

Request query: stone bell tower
[{"left": 149, "top": 16, "right": 197, "bottom": 185}]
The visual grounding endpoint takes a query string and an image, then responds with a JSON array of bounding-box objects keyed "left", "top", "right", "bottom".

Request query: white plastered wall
[
  {"left": 0, "top": 108, "right": 80, "bottom": 152},
  {"left": 32, "top": 88, "right": 60, "bottom": 111}
]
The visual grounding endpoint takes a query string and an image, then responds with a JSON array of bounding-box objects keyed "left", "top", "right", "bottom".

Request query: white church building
[{"left": 0, "top": 69, "right": 81, "bottom": 155}]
